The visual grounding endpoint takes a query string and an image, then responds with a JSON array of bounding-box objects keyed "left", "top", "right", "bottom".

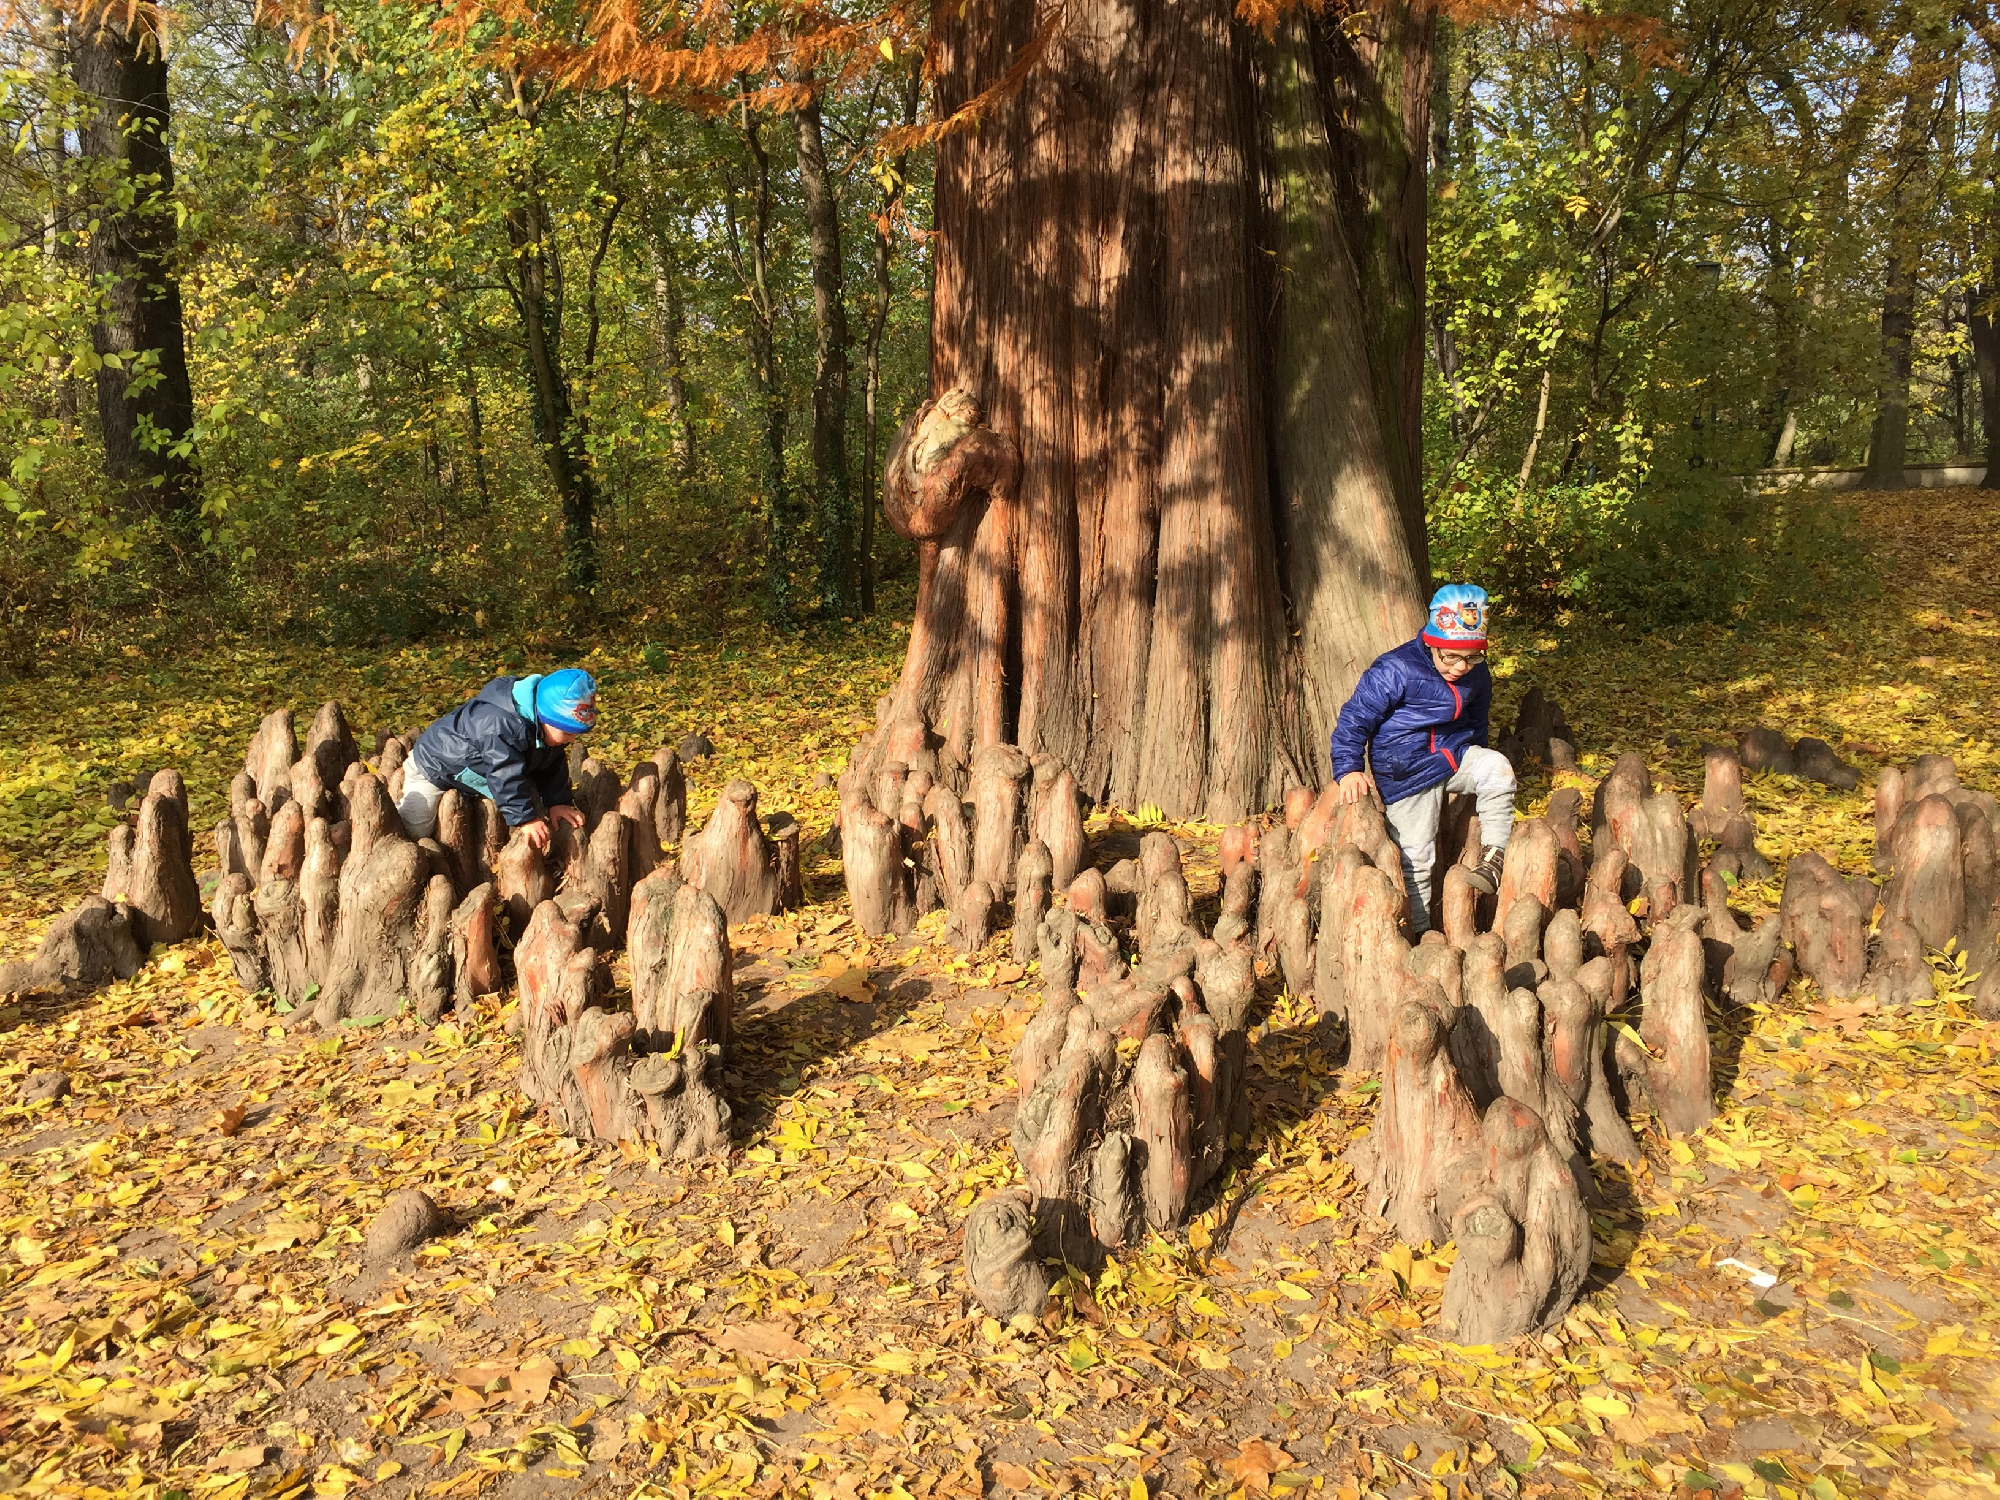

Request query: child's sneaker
[{"left": 1465, "top": 848, "right": 1505, "bottom": 896}]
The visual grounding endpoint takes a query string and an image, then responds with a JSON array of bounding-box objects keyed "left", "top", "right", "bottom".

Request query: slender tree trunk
[
  {"left": 1866, "top": 242, "right": 1918, "bottom": 490},
  {"left": 1770, "top": 411, "right": 1798, "bottom": 467},
  {"left": 1426, "top": 26, "right": 1468, "bottom": 442},
  {"left": 795, "top": 91, "right": 854, "bottom": 615},
  {"left": 1971, "top": 275, "right": 2000, "bottom": 488},
  {"left": 861, "top": 218, "right": 891, "bottom": 616},
  {"left": 506, "top": 188, "right": 598, "bottom": 596},
  {"left": 725, "top": 109, "right": 793, "bottom": 624},
  {"left": 861, "top": 79, "right": 919, "bottom": 617},
  {"left": 38, "top": 16, "right": 82, "bottom": 434},
  {"left": 1866, "top": 37, "right": 1945, "bottom": 491},
  {"left": 71, "top": 3, "right": 197, "bottom": 533},
  {"left": 500, "top": 82, "right": 624, "bottom": 603},
  {"left": 646, "top": 235, "right": 695, "bottom": 476},
  {"left": 463, "top": 356, "right": 492, "bottom": 508},
  {"left": 879, "top": 0, "right": 1427, "bottom": 821},
  {"left": 1763, "top": 218, "right": 1801, "bottom": 466},
  {"left": 1517, "top": 368, "right": 1551, "bottom": 490}
]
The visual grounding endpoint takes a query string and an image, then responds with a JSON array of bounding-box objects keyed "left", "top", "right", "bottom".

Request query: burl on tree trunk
[
  {"left": 1779, "top": 852, "right": 1872, "bottom": 999},
  {"left": 1496, "top": 685, "right": 1578, "bottom": 770},
  {"left": 839, "top": 756, "right": 920, "bottom": 937},
  {"left": 879, "top": 0, "right": 1435, "bottom": 823},
  {"left": 515, "top": 893, "right": 614, "bottom": 1127},
  {"left": 216, "top": 705, "right": 472, "bottom": 1024},
  {"left": 313, "top": 776, "right": 430, "bottom": 1029},
  {"left": 1437, "top": 1097, "right": 1593, "bottom": 1344},
  {"left": 840, "top": 729, "right": 1063, "bottom": 940},
  {"left": 1619, "top": 913, "right": 1715, "bottom": 1136},
  {"left": 451, "top": 883, "right": 501, "bottom": 1018},
  {"left": 1688, "top": 745, "right": 1772, "bottom": 882},
  {"left": 245, "top": 708, "right": 297, "bottom": 811},
  {"left": 0, "top": 896, "right": 144, "bottom": 995},
  {"left": 1591, "top": 752, "right": 1692, "bottom": 919},
  {"left": 627, "top": 867, "right": 736, "bottom": 1159}
]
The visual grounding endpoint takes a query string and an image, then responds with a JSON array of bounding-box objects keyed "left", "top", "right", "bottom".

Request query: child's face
[
  {"left": 1430, "top": 646, "right": 1484, "bottom": 681},
  {"left": 542, "top": 724, "right": 581, "bottom": 746}
]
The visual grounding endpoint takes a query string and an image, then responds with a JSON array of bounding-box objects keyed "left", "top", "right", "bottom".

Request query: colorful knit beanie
[
  {"left": 1422, "top": 584, "right": 1490, "bottom": 651},
  {"left": 535, "top": 668, "right": 598, "bottom": 734}
]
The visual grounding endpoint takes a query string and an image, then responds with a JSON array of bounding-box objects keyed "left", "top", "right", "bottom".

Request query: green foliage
[
  {"left": 1432, "top": 468, "right": 1866, "bottom": 626},
  {"left": 0, "top": 3, "right": 932, "bottom": 663},
  {"left": 1423, "top": 0, "right": 1980, "bottom": 622}
]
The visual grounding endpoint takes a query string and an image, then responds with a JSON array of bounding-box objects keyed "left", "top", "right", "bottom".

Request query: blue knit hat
[
  {"left": 1422, "top": 584, "right": 1490, "bottom": 651},
  {"left": 535, "top": 668, "right": 598, "bottom": 734}
]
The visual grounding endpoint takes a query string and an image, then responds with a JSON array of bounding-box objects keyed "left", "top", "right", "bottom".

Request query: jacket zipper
[{"left": 1431, "top": 680, "right": 1463, "bottom": 771}]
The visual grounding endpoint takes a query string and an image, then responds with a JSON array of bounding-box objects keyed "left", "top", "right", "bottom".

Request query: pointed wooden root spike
[{"left": 964, "top": 1190, "right": 1049, "bottom": 1322}]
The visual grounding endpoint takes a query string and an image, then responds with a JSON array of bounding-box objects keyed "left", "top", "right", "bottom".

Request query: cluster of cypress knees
[
  {"left": 838, "top": 698, "right": 1998, "bottom": 1342},
  {"left": 5, "top": 696, "right": 1994, "bottom": 1343},
  {"left": 3, "top": 703, "right": 802, "bottom": 1161}
]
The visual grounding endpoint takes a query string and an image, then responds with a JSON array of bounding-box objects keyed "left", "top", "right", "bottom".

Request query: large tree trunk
[
  {"left": 71, "top": 3, "right": 197, "bottom": 532},
  {"left": 1312, "top": 2, "right": 1436, "bottom": 570},
  {"left": 796, "top": 92, "right": 855, "bottom": 615},
  {"left": 891, "top": 0, "right": 1427, "bottom": 821}
]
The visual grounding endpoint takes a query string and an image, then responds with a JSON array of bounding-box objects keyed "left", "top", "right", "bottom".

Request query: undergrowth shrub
[{"left": 1429, "top": 469, "right": 1868, "bottom": 625}]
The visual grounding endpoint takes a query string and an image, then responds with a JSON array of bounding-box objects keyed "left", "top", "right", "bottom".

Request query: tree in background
[
  {"left": 69, "top": 1, "right": 198, "bottom": 545},
  {"left": 794, "top": 79, "right": 854, "bottom": 617},
  {"left": 1863, "top": 11, "right": 1952, "bottom": 491}
]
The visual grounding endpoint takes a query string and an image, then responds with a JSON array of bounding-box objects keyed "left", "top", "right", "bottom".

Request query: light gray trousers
[
  {"left": 1382, "top": 745, "right": 1518, "bottom": 932},
  {"left": 395, "top": 765, "right": 449, "bottom": 840}
]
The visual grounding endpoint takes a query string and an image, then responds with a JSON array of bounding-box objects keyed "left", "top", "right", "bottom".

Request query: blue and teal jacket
[
  {"left": 1328, "top": 638, "right": 1492, "bottom": 805},
  {"left": 408, "top": 675, "right": 575, "bottom": 829}
]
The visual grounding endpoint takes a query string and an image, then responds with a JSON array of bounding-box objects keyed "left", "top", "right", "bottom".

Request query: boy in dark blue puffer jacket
[
  {"left": 1328, "top": 585, "right": 1516, "bottom": 933},
  {"left": 396, "top": 669, "right": 598, "bottom": 853}
]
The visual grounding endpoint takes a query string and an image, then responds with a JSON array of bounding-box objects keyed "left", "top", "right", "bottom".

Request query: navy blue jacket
[
  {"left": 409, "top": 676, "right": 575, "bottom": 829},
  {"left": 1328, "top": 638, "right": 1493, "bottom": 805}
]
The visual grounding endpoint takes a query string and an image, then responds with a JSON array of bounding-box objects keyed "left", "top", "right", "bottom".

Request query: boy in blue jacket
[
  {"left": 395, "top": 669, "right": 599, "bottom": 853},
  {"left": 1328, "top": 585, "right": 1516, "bottom": 933}
]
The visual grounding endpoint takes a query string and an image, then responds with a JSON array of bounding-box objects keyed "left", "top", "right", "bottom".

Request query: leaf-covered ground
[{"left": 1, "top": 491, "right": 1996, "bottom": 1500}]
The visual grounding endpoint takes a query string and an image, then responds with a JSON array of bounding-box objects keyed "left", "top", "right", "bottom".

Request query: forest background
[{"left": 2, "top": 0, "right": 1999, "bottom": 666}]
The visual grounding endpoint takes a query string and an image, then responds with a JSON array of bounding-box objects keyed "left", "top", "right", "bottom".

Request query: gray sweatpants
[
  {"left": 395, "top": 764, "right": 449, "bottom": 840},
  {"left": 1383, "top": 745, "right": 1517, "bottom": 932}
]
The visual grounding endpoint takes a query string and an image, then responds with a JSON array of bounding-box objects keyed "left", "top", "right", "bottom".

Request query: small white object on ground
[{"left": 1716, "top": 1256, "right": 1779, "bottom": 1290}]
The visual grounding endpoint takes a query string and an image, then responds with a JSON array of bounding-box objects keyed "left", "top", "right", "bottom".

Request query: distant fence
[{"left": 1752, "top": 463, "right": 1990, "bottom": 492}]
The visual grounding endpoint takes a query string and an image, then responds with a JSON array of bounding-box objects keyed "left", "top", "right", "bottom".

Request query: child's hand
[
  {"left": 551, "top": 805, "right": 585, "bottom": 830},
  {"left": 522, "top": 818, "right": 553, "bottom": 852},
  {"left": 1337, "top": 770, "right": 1376, "bottom": 805}
]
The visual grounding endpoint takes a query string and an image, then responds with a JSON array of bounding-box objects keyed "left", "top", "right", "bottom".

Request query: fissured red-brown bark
[{"left": 888, "top": 0, "right": 1430, "bottom": 822}]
